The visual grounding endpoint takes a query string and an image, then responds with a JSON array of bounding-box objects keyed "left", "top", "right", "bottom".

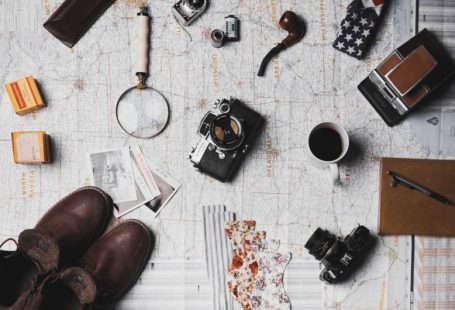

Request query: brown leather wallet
[{"left": 43, "top": 0, "right": 115, "bottom": 48}]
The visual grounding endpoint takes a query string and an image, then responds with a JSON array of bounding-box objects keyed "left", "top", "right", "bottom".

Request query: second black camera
[{"left": 305, "top": 225, "right": 370, "bottom": 284}]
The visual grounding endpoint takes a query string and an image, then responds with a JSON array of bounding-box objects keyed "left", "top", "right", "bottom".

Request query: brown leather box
[
  {"left": 379, "top": 157, "right": 455, "bottom": 236},
  {"left": 43, "top": 0, "right": 115, "bottom": 48}
]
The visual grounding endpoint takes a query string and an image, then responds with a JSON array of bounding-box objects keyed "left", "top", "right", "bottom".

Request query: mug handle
[{"left": 329, "top": 163, "right": 340, "bottom": 185}]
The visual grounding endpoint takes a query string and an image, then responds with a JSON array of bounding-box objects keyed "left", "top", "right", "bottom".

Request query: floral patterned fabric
[
  {"left": 225, "top": 221, "right": 291, "bottom": 310},
  {"left": 252, "top": 239, "right": 280, "bottom": 253},
  {"left": 250, "top": 252, "right": 292, "bottom": 309},
  {"left": 225, "top": 221, "right": 266, "bottom": 310}
]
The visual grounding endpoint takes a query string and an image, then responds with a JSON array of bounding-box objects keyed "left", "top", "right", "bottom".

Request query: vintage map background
[{"left": 0, "top": 0, "right": 450, "bottom": 309}]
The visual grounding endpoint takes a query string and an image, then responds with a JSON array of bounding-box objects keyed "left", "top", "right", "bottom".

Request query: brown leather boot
[
  {"left": 0, "top": 187, "right": 113, "bottom": 310},
  {"left": 27, "top": 220, "right": 154, "bottom": 310}
]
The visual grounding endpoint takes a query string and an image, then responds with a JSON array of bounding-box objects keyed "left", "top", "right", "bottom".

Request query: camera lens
[
  {"left": 304, "top": 228, "right": 337, "bottom": 260},
  {"left": 210, "top": 114, "right": 244, "bottom": 150},
  {"left": 187, "top": 0, "right": 204, "bottom": 9}
]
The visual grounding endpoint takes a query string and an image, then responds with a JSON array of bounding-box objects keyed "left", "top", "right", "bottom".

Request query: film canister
[
  {"left": 225, "top": 15, "right": 239, "bottom": 41},
  {"left": 211, "top": 29, "right": 225, "bottom": 48}
]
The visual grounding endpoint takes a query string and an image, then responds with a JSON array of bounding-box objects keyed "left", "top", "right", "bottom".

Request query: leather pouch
[
  {"left": 43, "top": 0, "right": 115, "bottom": 48},
  {"left": 379, "top": 157, "right": 455, "bottom": 236}
]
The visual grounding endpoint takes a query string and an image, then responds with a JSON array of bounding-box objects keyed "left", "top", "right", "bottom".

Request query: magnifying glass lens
[{"left": 116, "top": 87, "right": 169, "bottom": 139}]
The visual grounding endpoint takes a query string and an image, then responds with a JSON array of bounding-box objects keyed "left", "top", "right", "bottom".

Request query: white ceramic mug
[{"left": 306, "top": 122, "right": 350, "bottom": 185}]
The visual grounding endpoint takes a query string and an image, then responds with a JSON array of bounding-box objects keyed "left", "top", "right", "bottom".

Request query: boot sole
[{"left": 18, "top": 230, "right": 60, "bottom": 273}]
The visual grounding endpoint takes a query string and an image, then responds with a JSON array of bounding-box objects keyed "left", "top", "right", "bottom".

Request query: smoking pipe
[{"left": 257, "top": 11, "right": 305, "bottom": 77}]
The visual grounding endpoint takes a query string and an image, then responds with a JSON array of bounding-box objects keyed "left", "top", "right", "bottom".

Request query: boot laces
[{"left": 0, "top": 238, "right": 17, "bottom": 250}]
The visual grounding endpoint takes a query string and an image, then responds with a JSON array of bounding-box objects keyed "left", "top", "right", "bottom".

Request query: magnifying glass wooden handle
[{"left": 136, "top": 7, "right": 150, "bottom": 76}]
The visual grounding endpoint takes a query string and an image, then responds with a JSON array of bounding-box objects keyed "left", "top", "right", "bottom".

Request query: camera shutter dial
[{"left": 219, "top": 102, "right": 231, "bottom": 113}]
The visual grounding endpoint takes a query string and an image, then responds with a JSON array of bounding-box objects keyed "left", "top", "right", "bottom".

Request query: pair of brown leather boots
[{"left": 0, "top": 187, "right": 154, "bottom": 310}]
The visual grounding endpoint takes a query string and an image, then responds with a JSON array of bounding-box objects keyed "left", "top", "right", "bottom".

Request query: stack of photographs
[{"left": 88, "top": 146, "right": 181, "bottom": 217}]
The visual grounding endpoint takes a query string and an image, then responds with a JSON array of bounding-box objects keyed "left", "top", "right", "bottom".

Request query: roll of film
[{"left": 225, "top": 15, "right": 239, "bottom": 41}]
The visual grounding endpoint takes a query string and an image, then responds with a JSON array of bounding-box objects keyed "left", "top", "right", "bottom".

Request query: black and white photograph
[
  {"left": 114, "top": 147, "right": 161, "bottom": 217},
  {"left": 88, "top": 147, "right": 137, "bottom": 204},
  {"left": 145, "top": 157, "right": 181, "bottom": 216}
]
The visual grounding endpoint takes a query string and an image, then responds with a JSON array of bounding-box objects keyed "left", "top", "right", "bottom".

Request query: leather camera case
[{"left": 43, "top": 0, "right": 115, "bottom": 48}]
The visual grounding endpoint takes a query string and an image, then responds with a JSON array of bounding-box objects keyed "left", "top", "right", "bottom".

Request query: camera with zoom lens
[
  {"left": 304, "top": 225, "right": 370, "bottom": 284},
  {"left": 189, "top": 98, "right": 264, "bottom": 183},
  {"left": 172, "top": 0, "right": 208, "bottom": 26}
]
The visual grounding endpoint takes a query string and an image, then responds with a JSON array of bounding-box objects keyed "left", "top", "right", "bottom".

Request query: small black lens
[
  {"left": 188, "top": 0, "right": 204, "bottom": 9},
  {"left": 305, "top": 228, "right": 337, "bottom": 260}
]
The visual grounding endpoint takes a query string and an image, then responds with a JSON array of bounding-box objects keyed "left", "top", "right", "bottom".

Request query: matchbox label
[
  {"left": 5, "top": 75, "right": 46, "bottom": 115},
  {"left": 11, "top": 82, "right": 27, "bottom": 109},
  {"left": 5, "top": 76, "right": 43, "bottom": 115}
]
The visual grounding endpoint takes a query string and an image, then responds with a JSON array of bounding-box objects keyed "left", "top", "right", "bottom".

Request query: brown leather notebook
[{"left": 379, "top": 157, "right": 455, "bottom": 236}]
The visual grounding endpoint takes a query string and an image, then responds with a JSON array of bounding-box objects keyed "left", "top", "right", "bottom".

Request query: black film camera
[
  {"left": 304, "top": 225, "right": 370, "bottom": 284},
  {"left": 172, "top": 0, "right": 208, "bottom": 26},
  {"left": 189, "top": 98, "right": 264, "bottom": 182}
]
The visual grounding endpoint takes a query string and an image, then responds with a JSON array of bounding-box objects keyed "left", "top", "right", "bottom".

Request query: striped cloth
[
  {"left": 418, "top": 0, "right": 455, "bottom": 95},
  {"left": 415, "top": 237, "right": 455, "bottom": 310},
  {"left": 115, "top": 259, "right": 321, "bottom": 310},
  {"left": 202, "top": 205, "right": 235, "bottom": 310}
]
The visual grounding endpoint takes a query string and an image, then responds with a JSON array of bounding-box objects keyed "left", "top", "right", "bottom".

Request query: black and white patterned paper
[{"left": 333, "top": 0, "right": 385, "bottom": 59}]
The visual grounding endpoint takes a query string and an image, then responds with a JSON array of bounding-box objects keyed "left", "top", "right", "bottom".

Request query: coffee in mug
[
  {"left": 306, "top": 122, "right": 350, "bottom": 185},
  {"left": 309, "top": 127, "right": 343, "bottom": 161}
]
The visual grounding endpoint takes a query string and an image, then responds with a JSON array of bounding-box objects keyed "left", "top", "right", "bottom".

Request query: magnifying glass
[{"left": 116, "top": 6, "right": 169, "bottom": 139}]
